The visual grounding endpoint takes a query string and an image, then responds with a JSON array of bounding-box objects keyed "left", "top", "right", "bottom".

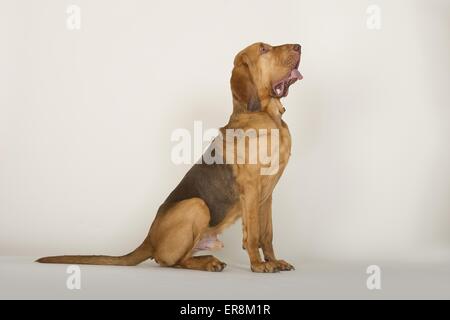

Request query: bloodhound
[{"left": 37, "top": 42, "right": 303, "bottom": 272}]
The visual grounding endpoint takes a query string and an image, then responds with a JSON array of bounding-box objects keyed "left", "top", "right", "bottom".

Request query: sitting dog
[{"left": 37, "top": 42, "right": 303, "bottom": 273}]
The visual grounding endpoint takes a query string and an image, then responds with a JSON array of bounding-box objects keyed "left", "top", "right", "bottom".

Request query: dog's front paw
[
  {"left": 271, "top": 259, "right": 295, "bottom": 271},
  {"left": 251, "top": 261, "right": 280, "bottom": 273}
]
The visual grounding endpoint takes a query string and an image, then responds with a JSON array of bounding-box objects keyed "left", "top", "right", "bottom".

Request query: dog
[{"left": 37, "top": 42, "right": 303, "bottom": 273}]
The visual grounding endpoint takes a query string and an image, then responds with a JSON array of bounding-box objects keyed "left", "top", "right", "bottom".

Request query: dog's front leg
[
  {"left": 241, "top": 184, "right": 279, "bottom": 273},
  {"left": 259, "top": 195, "right": 294, "bottom": 271}
]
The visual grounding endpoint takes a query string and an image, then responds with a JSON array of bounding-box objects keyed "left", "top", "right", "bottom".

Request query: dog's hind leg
[
  {"left": 149, "top": 197, "right": 226, "bottom": 271},
  {"left": 176, "top": 255, "right": 227, "bottom": 272}
]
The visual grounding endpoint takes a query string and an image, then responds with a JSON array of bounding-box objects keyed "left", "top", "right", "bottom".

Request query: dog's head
[{"left": 231, "top": 42, "right": 303, "bottom": 112}]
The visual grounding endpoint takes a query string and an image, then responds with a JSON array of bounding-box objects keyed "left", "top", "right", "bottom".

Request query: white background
[{"left": 1, "top": 0, "right": 449, "bottom": 267}]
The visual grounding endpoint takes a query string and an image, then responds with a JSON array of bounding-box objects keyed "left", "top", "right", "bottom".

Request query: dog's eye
[{"left": 260, "top": 45, "right": 270, "bottom": 54}]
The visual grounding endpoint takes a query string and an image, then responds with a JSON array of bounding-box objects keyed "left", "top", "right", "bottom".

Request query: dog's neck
[
  {"left": 232, "top": 97, "right": 285, "bottom": 125},
  {"left": 261, "top": 98, "right": 285, "bottom": 122}
]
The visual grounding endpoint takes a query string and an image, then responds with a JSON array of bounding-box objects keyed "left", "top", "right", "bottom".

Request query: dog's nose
[{"left": 292, "top": 44, "right": 301, "bottom": 52}]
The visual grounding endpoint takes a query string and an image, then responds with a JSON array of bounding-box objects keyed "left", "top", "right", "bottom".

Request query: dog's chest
[{"left": 259, "top": 121, "right": 291, "bottom": 202}]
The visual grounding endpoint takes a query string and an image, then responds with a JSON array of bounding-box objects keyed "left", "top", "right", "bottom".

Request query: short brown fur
[{"left": 37, "top": 42, "right": 302, "bottom": 273}]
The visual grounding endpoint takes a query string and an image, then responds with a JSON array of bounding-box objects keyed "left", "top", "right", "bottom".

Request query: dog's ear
[{"left": 230, "top": 54, "right": 261, "bottom": 112}]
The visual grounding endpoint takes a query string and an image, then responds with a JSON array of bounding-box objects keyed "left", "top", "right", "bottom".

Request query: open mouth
[{"left": 272, "top": 61, "right": 303, "bottom": 98}]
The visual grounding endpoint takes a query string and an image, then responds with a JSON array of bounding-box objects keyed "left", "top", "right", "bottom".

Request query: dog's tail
[{"left": 36, "top": 240, "right": 153, "bottom": 266}]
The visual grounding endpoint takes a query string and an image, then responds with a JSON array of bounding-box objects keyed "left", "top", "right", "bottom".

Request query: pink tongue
[{"left": 291, "top": 69, "right": 303, "bottom": 80}]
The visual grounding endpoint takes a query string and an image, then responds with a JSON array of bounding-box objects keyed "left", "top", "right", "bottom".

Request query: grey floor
[{"left": 1, "top": 256, "right": 449, "bottom": 299}]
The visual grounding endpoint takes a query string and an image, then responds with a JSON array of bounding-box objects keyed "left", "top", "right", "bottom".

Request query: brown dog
[{"left": 37, "top": 42, "right": 303, "bottom": 273}]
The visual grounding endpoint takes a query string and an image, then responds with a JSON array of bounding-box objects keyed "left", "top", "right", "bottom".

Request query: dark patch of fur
[
  {"left": 161, "top": 162, "right": 239, "bottom": 227},
  {"left": 248, "top": 95, "right": 261, "bottom": 112}
]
